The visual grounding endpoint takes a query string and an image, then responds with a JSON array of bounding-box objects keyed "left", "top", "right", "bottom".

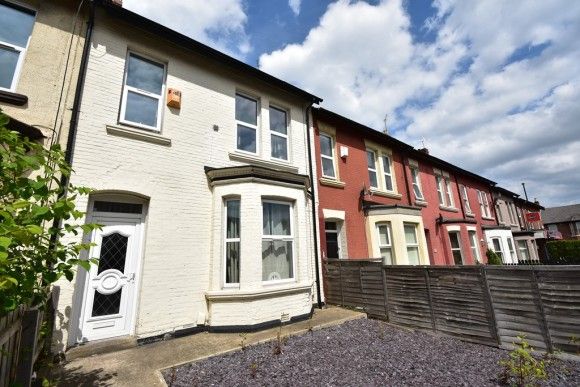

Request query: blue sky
[{"left": 124, "top": 0, "right": 580, "bottom": 207}]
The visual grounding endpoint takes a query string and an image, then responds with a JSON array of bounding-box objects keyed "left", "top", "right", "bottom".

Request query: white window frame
[
  {"left": 0, "top": 2, "right": 35, "bottom": 92},
  {"left": 436, "top": 175, "right": 445, "bottom": 205},
  {"left": 448, "top": 231, "right": 464, "bottom": 265},
  {"left": 478, "top": 190, "right": 492, "bottom": 218},
  {"left": 320, "top": 133, "right": 336, "bottom": 178},
  {"left": 404, "top": 223, "right": 421, "bottom": 265},
  {"left": 496, "top": 203, "right": 504, "bottom": 224},
  {"left": 235, "top": 92, "right": 260, "bottom": 155},
  {"left": 444, "top": 178, "right": 455, "bottom": 208},
  {"left": 119, "top": 51, "right": 167, "bottom": 132},
  {"left": 376, "top": 222, "right": 394, "bottom": 265},
  {"left": 517, "top": 240, "right": 530, "bottom": 261},
  {"left": 482, "top": 192, "right": 492, "bottom": 218},
  {"left": 491, "top": 237, "right": 504, "bottom": 262},
  {"left": 367, "top": 149, "right": 379, "bottom": 189},
  {"left": 508, "top": 203, "right": 518, "bottom": 225},
  {"left": 461, "top": 185, "right": 472, "bottom": 214},
  {"left": 269, "top": 104, "right": 289, "bottom": 161},
  {"left": 468, "top": 230, "right": 481, "bottom": 263},
  {"left": 223, "top": 199, "right": 241, "bottom": 287},
  {"left": 324, "top": 221, "right": 340, "bottom": 259},
  {"left": 507, "top": 237, "right": 516, "bottom": 262},
  {"left": 261, "top": 200, "right": 295, "bottom": 284},
  {"left": 574, "top": 221, "right": 580, "bottom": 236},
  {"left": 381, "top": 154, "right": 395, "bottom": 192},
  {"left": 411, "top": 166, "right": 424, "bottom": 201}
]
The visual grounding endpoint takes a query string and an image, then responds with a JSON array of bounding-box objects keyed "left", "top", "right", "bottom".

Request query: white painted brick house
[{"left": 54, "top": 1, "right": 322, "bottom": 350}]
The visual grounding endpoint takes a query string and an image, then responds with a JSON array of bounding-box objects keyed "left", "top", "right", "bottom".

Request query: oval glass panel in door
[{"left": 92, "top": 233, "right": 128, "bottom": 317}]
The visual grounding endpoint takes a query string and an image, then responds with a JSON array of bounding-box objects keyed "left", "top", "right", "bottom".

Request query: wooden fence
[
  {"left": 325, "top": 260, "right": 580, "bottom": 354},
  {"left": 0, "top": 291, "right": 56, "bottom": 387}
]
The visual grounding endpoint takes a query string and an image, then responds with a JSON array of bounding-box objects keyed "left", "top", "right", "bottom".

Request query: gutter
[{"left": 305, "top": 104, "right": 323, "bottom": 309}]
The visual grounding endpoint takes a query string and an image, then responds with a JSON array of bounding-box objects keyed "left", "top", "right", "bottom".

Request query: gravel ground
[{"left": 162, "top": 319, "right": 579, "bottom": 386}]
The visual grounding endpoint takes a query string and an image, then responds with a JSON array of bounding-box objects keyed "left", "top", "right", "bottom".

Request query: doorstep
[{"left": 66, "top": 336, "right": 138, "bottom": 361}]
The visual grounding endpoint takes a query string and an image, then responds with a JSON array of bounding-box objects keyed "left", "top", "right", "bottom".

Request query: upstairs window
[
  {"left": 436, "top": 176, "right": 445, "bottom": 205},
  {"left": 460, "top": 185, "right": 472, "bottom": 214},
  {"left": 477, "top": 190, "right": 492, "bottom": 218},
  {"left": 381, "top": 155, "right": 394, "bottom": 191},
  {"left": 262, "top": 201, "right": 294, "bottom": 282},
  {"left": 0, "top": 2, "right": 35, "bottom": 91},
  {"left": 496, "top": 203, "right": 504, "bottom": 223},
  {"left": 235, "top": 93, "right": 258, "bottom": 153},
  {"left": 444, "top": 179, "right": 454, "bottom": 207},
  {"left": 319, "top": 133, "right": 336, "bottom": 178},
  {"left": 120, "top": 53, "right": 166, "bottom": 131},
  {"left": 410, "top": 166, "right": 424, "bottom": 201},
  {"left": 367, "top": 149, "right": 378, "bottom": 188},
  {"left": 270, "top": 106, "right": 288, "bottom": 160}
]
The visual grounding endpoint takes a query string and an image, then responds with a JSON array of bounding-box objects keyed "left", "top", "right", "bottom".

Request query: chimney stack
[
  {"left": 111, "top": 0, "right": 123, "bottom": 6},
  {"left": 418, "top": 147, "right": 429, "bottom": 154}
]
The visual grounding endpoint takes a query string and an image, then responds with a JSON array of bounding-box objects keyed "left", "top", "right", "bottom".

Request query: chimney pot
[
  {"left": 111, "top": 0, "right": 123, "bottom": 6},
  {"left": 418, "top": 147, "right": 429, "bottom": 154}
]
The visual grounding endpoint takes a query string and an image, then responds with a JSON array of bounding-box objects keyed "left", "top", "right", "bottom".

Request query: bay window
[
  {"left": 491, "top": 238, "right": 504, "bottom": 261},
  {"left": 404, "top": 223, "right": 420, "bottom": 265},
  {"left": 120, "top": 52, "right": 166, "bottom": 130},
  {"left": 376, "top": 223, "right": 394, "bottom": 265},
  {"left": 270, "top": 106, "right": 288, "bottom": 160},
  {"left": 262, "top": 201, "right": 294, "bottom": 281},
  {"left": 224, "top": 199, "right": 240, "bottom": 285},
  {"left": 235, "top": 93, "right": 258, "bottom": 153},
  {"left": 468, "top": 230, "right": 481, "bottom": 262},
  {"left": 507, "top": 237, "right": 516, "bottom": 262},
  {"left": 449, "top": 231, "right": 464, "bottom": 265},
  {"left": 0, "top": 2, "right": 35, "bottom": 91},
  {"left": 517, "top": 240, "right": 530, "bottom": 261}
]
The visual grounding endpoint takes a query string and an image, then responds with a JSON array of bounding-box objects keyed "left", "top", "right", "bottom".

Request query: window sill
[
  {"left": 0, "top": 90, "right": 28, "bottom": 106},
  {"left": 439, "top": 205, "right": 459, "bottom": 213},
  {"left": 414, "top": 200, "right": 428, "bottom": 207},
  {"left": 369, "top": 188, "right": 402, "bottom": 200},
  {"left": 206, "top": 282, "right": 312, "bottom": 301},
  {"left": 106, "top": 124, "right": 171, "bottom": 146},
  {"left": 229, "top": 151, "right": 299, "bottom": 173},
  {"left": 320, "top": 177, "right": 346, "bottom": 188},
  {"left": 482, "top": 216, "right": 495, "bottom": 221},
  {"left": 465, "top": 213, "right": 475, "bottom": 218}
]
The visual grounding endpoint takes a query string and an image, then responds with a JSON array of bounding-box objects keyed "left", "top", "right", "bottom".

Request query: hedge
[{"left": 545, "top": 240, "right": 580, "bottom": 265}]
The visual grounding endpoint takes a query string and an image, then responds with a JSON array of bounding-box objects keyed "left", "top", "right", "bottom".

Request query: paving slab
[{"left": 51, "top": 306, "right": 365, "bottom": 386}]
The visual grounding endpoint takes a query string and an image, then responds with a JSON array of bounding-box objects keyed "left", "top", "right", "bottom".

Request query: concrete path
[{"left": 51, "top": 306, "right": 365, "bottom": 386}]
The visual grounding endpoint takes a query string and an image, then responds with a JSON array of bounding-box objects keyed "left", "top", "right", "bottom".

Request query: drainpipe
[
  {"left": 402, "top": 157, "right": 413, "bottom": 206},
  {"left": 305, "top": 104, "right": 323, "bottom": 309},
  {"left": 49, "top": 0, "right": 95, "bottom": 249}
]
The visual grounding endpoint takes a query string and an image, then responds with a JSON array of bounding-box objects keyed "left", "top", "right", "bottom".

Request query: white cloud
[
  {"left": 289, "top": 0, "right": 302, "bottom": 16},
  {"left": 123, "top": 0, "right": 251, "bottom": 58},
  {"left": 259, "top": 0, "right": 580, "bottom": 206}
]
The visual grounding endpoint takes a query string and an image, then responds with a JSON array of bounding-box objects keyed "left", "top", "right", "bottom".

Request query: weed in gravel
[
  {"left": 569, "top": 335, "right": 580, "bottom": 355},
  {"left": 167, "top": 368, "right": 177, "bottom": 387},
  {"left": 498, "top": 335, "right": 548, "bottom": 386},
  {"left": 272, "top": 326, "right": 287, "bottom": 355},
  {"left": 239, "top": 333, "right": 248, "bottom": 351},
  {"left": 249, "top": 362, "right": 259, "bottom": 378},
  {"left": 378, "top": 323, "right": 387, "bottom": 340}
]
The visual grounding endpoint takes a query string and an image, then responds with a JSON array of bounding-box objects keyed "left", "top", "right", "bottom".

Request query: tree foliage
[
  {"left": 486, "top": 248, "right": 503, "bottom": 265},
  {"left": 545, "top": 240, "right": 580, "bottom": 264},
  {"left": 0, "top": 111, "right": 98, "bottom": 316}
]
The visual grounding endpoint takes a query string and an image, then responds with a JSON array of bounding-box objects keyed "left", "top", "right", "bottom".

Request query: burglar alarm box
[{"left": 167, "top": 88, "right": 181, "bottom": 109}]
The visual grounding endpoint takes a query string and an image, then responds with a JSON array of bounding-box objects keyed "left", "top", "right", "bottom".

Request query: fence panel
[
  {"left": 0, "top": 307, "right": 24, "bottom": 387},
  {"left": 384, "top": 267, "right": 433, "bottom": 330},
  {"left": 360, "top": 262, "right": 386, "bottom": 318}
]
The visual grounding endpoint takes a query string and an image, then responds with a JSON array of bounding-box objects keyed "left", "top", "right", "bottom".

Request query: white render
[
  {"left": 484, "top": 229, "right": 517, "bottom": 264},
  {"left": 54, "top": 12, "right": 319, "bottom": 350}
]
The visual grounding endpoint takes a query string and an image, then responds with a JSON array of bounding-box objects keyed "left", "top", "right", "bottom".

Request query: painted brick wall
[{"left": 54, "top": 12, "right": 317, "bottom": 349}]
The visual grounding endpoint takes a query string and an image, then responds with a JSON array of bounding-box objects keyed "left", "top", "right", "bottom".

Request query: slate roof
[{"left": 541, "top": 204, "right": 580, "bottom": 224}]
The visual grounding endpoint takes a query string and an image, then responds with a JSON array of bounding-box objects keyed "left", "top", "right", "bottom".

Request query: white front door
[{"left": 78, "top": 217, "right": 143, "bottom": 341}]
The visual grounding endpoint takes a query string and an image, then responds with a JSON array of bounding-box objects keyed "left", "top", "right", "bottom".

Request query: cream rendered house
[{"left": 54, "top": 0, "right": 322, "bottom": 350}]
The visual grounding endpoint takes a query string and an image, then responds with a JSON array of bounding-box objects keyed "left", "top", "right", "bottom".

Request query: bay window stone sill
[
  {"left": 206, "top": 282, "right": 312, "bottom": 301},
  {"left": 414, "top": 200, "right": 428, "bottom": 207},
  {"left": 106, "top": 124, "right": 171, "bottom": 146}
]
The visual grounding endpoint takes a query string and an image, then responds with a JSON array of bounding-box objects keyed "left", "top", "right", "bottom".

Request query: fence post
[
  {"left": 338, "top": 260, "right": 344, "bottom": 306},
  {"left": 480, "top": 266, "right": 501, "bottom": 346},
  {"left": 531, "top": 268, "right": 554, "bottom": 352},
  {"left": 15, "top": 308, "right": 41, "bottom": 386},
  {"left": 381, "top": 265, "right": 390, "bottom": 321},
  {"left": 424, "top": 268, "right": 437, "bottom": 331}
]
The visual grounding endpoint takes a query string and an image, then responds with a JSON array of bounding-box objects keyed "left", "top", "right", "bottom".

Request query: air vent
[{"left": 280, "top": 313, "right": 290, "bottom": 323}]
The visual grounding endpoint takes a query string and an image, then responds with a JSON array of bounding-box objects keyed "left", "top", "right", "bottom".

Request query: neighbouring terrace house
[
  {"left": 313, "top": 108, "right": 497, "bottom": 270},
  {"left": 491, "top": 187, "right": 544, "bottom": 262},
  {"left": 542, "top": 204, "right": 580, "bottom": 241},
  {"left": 0, "top": 0, "right": 86, "bottom": 146},
  {"left": 54, "top": 0, "right": 323, "bottom": 351}
]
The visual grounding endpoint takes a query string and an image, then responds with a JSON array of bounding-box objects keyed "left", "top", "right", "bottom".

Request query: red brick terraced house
[{"left": 313, "top": 108, "right": 499, "bottom": 268}]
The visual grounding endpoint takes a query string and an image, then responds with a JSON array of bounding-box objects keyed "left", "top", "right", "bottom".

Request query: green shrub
[
  {"left": 499, "top": 335, "right": 548, "bottom": 386},
  {"left": 0, "top": 111, "right": 98, "bottom": 315},
  {"left": 486, "top": 249, "right": 503, "bottom": 265},
  {"left": 545, "top": 240, "right": 580, "bottom": 264}
]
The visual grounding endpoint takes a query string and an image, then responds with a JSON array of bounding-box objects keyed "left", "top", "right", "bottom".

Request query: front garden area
[{"left": 163, "top": 319, "right": 579, "bottom": 386}]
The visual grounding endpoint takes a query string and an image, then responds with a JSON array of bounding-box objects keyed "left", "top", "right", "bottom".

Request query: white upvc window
[
  {"left": 404, "top": 223, "right": 420, "bottom": 265},
  {"left": 468, "top": 230, "right": 481, "bottom": 263},
  {"left": 270, "top": 105, "right": 288, "bottom": 161},
  {"left": 376, "top": 222, "right": 394, "bottom": 265},
  {"left": 411, "top": 166, "right": 424, "bottom": 201},
  {"left": 478, "top": 190, "right": 492, "bottom": 218},
  {"left": 444, "top": 179, "right": 454, "bottom": 207},
  {"left": 120, "top": 52, "right": 166, "bottom": 131},
  {"left": 236, "top": 92, "right": 259, "bottom": 153},
  {"left": 460, "top": 185, "right": 472, "bottom": 214},
  {"left": 381, "top": 155, "right": 394, "bottom": 192},
  {"left": 517, "top": 240, "right": 530, "bottom": 261},
  {"left": 436, "top": 175, "right": 445, "bottom": 205},
  {"left": 496, "top": 203, "right": 504, "bottom": 224},
  {"left": 262, "top": 200, "right": 294, "bottom": 282},
  {"left": 367, "top": 149, "right": 378, "bottom": 188},
  {"left": 507, "top": 237, "right": 516, "bottom": 262},
  {"left": 491, "top": 238, "right": 504, "bottom": 262},
  {"left": 448, "top": 231, "right": 464, "bottom": 265},
  {"left": 508, "top": 203, "right": 518, "bottom": 225},
  {"left": 0, "top": 2, "right": 35, "bottom": 92},
  {"left": 224, "top": 199, "right": 240, "bottom": 286},
  {"left": 483, "top": 192, "right": 492, "bottom": 218},
  {"left": 319, "top": 133, "right": 336, "bottom": 178}
]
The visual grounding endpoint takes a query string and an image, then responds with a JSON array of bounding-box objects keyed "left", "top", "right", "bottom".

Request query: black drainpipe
[
  {"left": 402, "top": 156, "right": 413, "bottom": 206},
  {"left": 305, "top": 104, "right": 322, "bottom": 309},
  {"left": 50, "top": 0, "right": 95, "bottom": 249}
]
